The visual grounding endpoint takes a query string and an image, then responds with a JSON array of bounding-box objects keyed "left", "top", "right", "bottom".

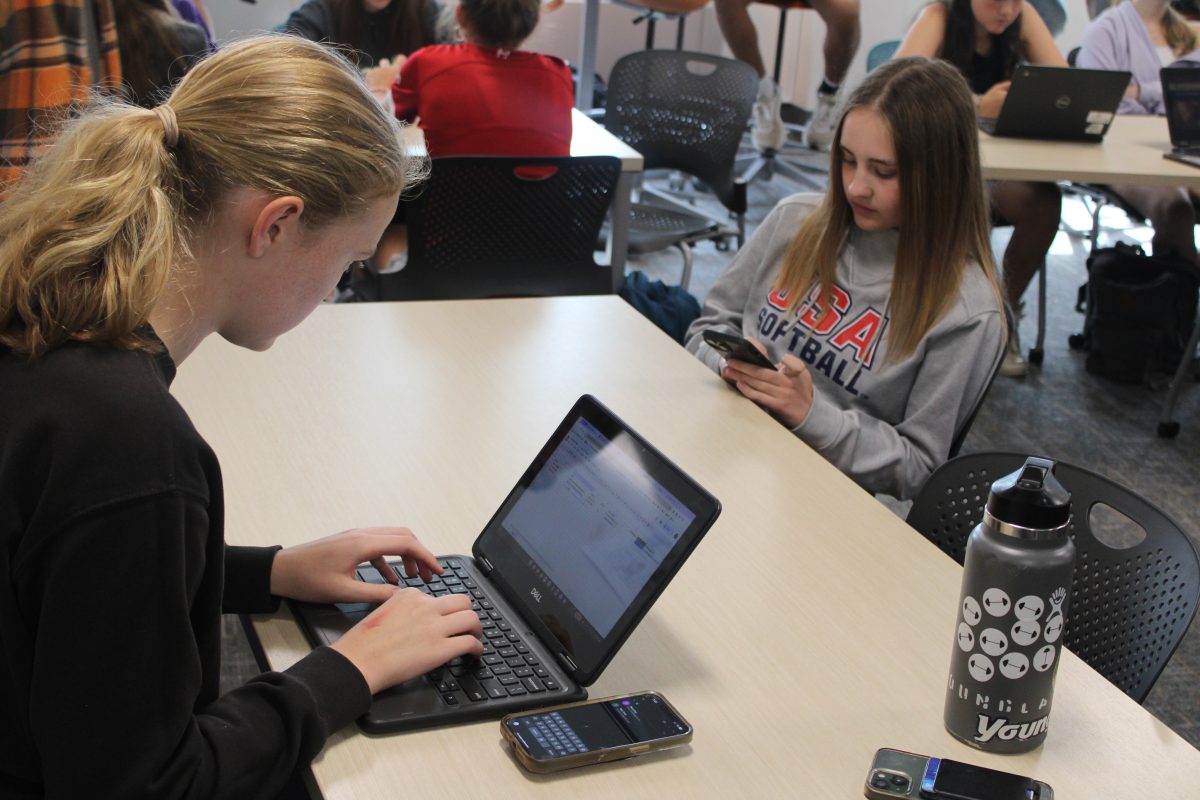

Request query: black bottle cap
[{"left": 986, "top": 457, "right": 1072, "bottom": 531}]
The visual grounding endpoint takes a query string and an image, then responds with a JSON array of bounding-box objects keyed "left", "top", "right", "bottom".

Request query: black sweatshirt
[{"left": 0, "top": 336, "right": 371, "bottom": 799}]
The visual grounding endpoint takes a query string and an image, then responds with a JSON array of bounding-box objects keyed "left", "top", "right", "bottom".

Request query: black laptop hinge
[
  {"left": 477, "top": 556, "right": 494, "bottom": 574},
  {"left": 558, "top": 653, "right": 578, "bottom": 672}
]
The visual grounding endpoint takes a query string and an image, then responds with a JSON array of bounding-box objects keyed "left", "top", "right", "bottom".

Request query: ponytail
[{"left": 0, "top": 35, "right": 418, "bottom": 359}]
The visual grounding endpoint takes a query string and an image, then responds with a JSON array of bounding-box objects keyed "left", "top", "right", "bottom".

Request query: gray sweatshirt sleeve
[
  {"left": 683, "top": 199, "right": 811, "bottom": 373},
  {"left": 792, "top": 305, "right": 1003, "bottom": 500}
]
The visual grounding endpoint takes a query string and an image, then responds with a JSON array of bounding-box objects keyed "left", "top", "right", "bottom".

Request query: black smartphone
[
  {"left": 864, "top": 749, "right": 1053, "bottom": 800},
  {"left": 500, "top": 691, "right": 692, "bottom": 773},
  {"left": 701, "top": 329, "right": 777, "bottom": 370}
]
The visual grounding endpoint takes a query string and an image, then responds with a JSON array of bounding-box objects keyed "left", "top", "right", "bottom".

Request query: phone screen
[
  {"left": 920, "top": 758, "right": 1039, "bottom": 800},
  {"left": 504, "top": 694, "right": 687, "bottom": 761}
]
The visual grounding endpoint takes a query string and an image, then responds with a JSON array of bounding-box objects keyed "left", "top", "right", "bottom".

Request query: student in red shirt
[{"left": 391, "top": 0, "right": 572, "bottom": 158}]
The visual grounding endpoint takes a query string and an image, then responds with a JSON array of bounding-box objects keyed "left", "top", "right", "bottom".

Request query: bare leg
[
  {"left": 1110, "top": 183, "right": 1198, "bottom": 263},
  {"left": 713, "top": 0, "right": 767, "bottom": 78},
  {"left": 809, "top": 0, "right": 861, "bottom": 85},
  {"left": 990, "top": 181, "right": 1062, "bottom": 307}
]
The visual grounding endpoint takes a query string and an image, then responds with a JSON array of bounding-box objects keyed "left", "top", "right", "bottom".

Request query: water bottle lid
[{"left": 985, "top": 457, "right": 1072, "bottom": 533}]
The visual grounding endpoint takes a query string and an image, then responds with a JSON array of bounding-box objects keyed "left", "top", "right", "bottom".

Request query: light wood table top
[
  {"left": 980, "top": 114, "right": 1200, "bottom": 187},
  {"left": 172, "top": 297, "right": 1200, "bottom": 798}
]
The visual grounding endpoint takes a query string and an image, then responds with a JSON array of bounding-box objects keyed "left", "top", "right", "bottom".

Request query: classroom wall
[{"left": 201, "top": 0, "right": 1092, "bottom": 110}]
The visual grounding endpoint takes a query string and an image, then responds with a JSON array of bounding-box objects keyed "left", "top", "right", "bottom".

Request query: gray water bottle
[{"left": 943, "top": 457, "right": 1075, "bottom": 753}]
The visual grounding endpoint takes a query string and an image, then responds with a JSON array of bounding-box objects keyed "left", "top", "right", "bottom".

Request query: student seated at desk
[
  {"left": 367, "top": 0, "right": 571, "bottom": 273},
  {"left": 391, "top": 0, "right": 572, "bottom": 158},
  {"left": 0, "top": 36, "right": 482, "bottom": 799},
  {"left": 1079, "top": 0, "right": 1200, "bottom": 264},
  {"left": 896, "top": 0, "right": 1067, "bottom": 378},
  {"left": 684, "top": 58, "right": 1005, "bottom": 501},
  {"left": 112, "top": 0, "right": 211, "bottom": 107}
]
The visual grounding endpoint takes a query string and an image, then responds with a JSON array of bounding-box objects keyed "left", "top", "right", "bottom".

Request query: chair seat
[{"left": 628, "top": 203, "right": 719, "bottom": 253}]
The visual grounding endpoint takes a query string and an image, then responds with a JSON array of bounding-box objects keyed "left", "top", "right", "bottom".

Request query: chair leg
[
  {"left": 674, "top": 241, "right": 694, "bottom": 291},
  {"left": 1089, "top": 197, "right": 1105, "bottom": 254},
  {"left": 1157, "top": 314, "right": 1200, "bottom": 438},
  {"left": 1030, "top": 259, "right": 1046, "bottom": 366}
]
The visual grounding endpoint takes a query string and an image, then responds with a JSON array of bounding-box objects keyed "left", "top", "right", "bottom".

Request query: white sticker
[
  {"left": 1087, "top": 110, "right": 1114, "bottom": 125},
  {"left": 1085, "top": 123, "right": 1105, "bottom": 136}
]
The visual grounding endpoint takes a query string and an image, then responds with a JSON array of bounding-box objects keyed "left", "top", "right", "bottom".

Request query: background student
[
  {"left": 0, "top": 36, "right": 482, "bottom": 798},
  {"left": 112, "top": 0, "right": 210, "bottom": 107},
  {"left": 684, "top": 57, "right": 1005, "bottom": 501},
  {"left": 713, "top": 0, "right": 861, "bottom": 151},
  {"left": 1079, "top": 0, "right": 1200, "bottom": 263},
  {"left": 895, "top": 0, "right": 1066, "bottom": 378}
]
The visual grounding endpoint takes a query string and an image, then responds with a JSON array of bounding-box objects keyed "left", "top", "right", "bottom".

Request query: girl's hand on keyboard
[
  {"left": 270, "top": 526, "right": 443, "bottom": 604},
  {"left": 333, "top": 590, "right": 485, "bottom": 693}
]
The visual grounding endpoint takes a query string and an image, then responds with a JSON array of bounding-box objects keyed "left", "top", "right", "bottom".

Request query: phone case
[
  {"left": 500, "top": 691, "right": 692, "bottom": 774},
  {"left": 864, "top": 748, "right": 1055, "bottom": 800},
  {"left": 700, "top": 330, "right": 777, "bottom": 370}
]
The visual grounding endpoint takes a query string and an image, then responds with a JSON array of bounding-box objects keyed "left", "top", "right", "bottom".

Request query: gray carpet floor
[{"left": 220, "top": 146, "right": 1200, "bottom": 753}]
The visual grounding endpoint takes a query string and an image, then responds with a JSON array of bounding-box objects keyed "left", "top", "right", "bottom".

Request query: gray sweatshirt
[{"left": 684, "top": 194, "right": 1004, "bottom": 500}]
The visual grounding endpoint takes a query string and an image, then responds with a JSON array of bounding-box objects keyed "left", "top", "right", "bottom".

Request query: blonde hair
[
  {"left": 0, "top": 35, "right": 420, "bottom": 358},
  {"left": 774, "top": 57, "right": 1004, "bottom": 362}
]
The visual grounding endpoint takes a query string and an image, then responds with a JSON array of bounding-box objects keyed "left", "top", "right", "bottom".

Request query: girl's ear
[{"left": 248, "top": 196, "right": 306, "bottom": 258}]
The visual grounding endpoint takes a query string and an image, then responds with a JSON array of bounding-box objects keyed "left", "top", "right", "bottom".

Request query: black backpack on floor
[{"left": 1069, "top": 242, "right": 1199, "bottom": 384}]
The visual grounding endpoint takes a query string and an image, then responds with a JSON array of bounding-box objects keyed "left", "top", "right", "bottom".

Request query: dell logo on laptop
[
  {"left": 1055, "top": 95, "right": 1071, "bottom": 110},
  {"left": 530, "top": 587, "right": 543, "bottom": 603}
]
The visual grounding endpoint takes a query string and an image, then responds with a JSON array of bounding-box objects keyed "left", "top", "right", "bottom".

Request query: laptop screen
[
  {"left": 474, "top": 395, "right": 720, "bottom": 684},
  {"left": 1163, "top": 68, "right": 1200, "bottom": 147}
]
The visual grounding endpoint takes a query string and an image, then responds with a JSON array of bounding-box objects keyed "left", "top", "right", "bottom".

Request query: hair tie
[{"left": 152, "top": 104, "right": 179, "bottom": 148}]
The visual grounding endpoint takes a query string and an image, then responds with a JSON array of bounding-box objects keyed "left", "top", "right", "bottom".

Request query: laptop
[
  {"left": 1161, "top": 66, "right": 1200, "bottom": 168},
  {"left": 292, "top": 395, "right": 721, "bottom": 733},
  {"left": 979, "top": 65, "right": 1131, "bottom": 142}
]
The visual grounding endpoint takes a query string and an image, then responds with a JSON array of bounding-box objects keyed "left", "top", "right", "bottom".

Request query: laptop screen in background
[
  {"left": 502, "top": 417, "right": 695, "bottom": 639},
  {"left": 1165, "top": 70, "right": 1200, "bottom": 144}
]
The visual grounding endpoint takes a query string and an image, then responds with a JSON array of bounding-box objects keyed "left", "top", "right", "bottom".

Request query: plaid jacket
[{"left": 0, "top": 0, "right": 121, "bottom": 194}]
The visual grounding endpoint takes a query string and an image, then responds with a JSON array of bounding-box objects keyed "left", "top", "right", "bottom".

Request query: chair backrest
[
  {"left": 378, "top": 156, "right": 620, "bottom": 301},
  {"left": 867, "top": 40, "right": 900, "bottom": 73},
  {"left": 604, "top": 49, "right": 757, "bottom": 214},
  {"left": 947, "top": 302, "right": 1012, "bottom": 458},
  {"left": 906, "top": 452, "right": 1200, "bottom": 703}
]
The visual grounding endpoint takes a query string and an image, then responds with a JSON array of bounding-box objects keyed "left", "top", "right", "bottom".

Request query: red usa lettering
[{"left": 974, "top": 713, "right": 1048, "bottom": 743}]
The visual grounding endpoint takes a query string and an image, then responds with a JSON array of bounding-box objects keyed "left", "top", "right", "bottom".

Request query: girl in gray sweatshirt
[{"left": 685, "top": 58, "right": 1006, "bottom": 500}]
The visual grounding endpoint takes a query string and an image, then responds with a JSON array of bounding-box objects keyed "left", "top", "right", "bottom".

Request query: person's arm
[
  {"left": 893, "top": 3, "right": 948, "bottom": 60},
  {"left": 1019, "top": 0, "right": 1068, "bottom": 66},
  {"left": 1077, "top": 13, "right": 1151, "bottom": 115},
  {"left": 789, "top": 309, "right": 1003, "bottom": 499},
  {"left": 392, "top": 52, "right": 421, "bottom": 123},
  {"left": 282, "top": 0, "right": 334, "bottom": 43},
  {"left": 22, "top": 493, "right": 370, "bottom": 799},
  {"left": 683, "top": 199, "right": 805, "bottom": 374}
]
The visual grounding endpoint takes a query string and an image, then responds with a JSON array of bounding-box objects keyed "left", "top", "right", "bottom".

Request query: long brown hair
[
  {"left": 0, "top": 35, "right": 420, "bottom": 359},
  {"left": 939, "top": 0, "right": 1024, "bottom": 83},
  {"left": 336, "top": 0, "right": 435, "bottom": 66},
  {"left": 774, "top": 57, "right": 1003, "bottom": 361},
  {"left": 111, "top": 0, "right": 189, "bottom": 107}
]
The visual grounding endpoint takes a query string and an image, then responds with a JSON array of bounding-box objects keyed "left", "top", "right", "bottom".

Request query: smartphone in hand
[
  {"left": 501, "top": 691, "right": 691, "bottom": 773},
  {"left": 865, "top": 748, "right": 1053, "bottom": 800},
  {"left": 701, "top": 329, "right": 777, "bottom": 370}
]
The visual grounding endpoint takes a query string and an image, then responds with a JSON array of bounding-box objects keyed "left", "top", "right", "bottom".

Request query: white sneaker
[
  {"left": 1000, "top": 317, "right": 1028, "bottom": 378},
  {"left": 752, "top": 83, "right": 787, "bottom": 153},
  {"left": 805, "top": 91, "right": 839, "bottom": 150}
]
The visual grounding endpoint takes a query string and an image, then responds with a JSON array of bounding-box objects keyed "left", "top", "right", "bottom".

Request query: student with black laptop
[
  {"left": 1078, "top": 0, "right": 1200, "bottom": 264},
  {"left": 896, "top": 0, "right": 1067, "bottom": 379},
  {"left": 0, "top": 38, "right": 484, "bottom": 800}
]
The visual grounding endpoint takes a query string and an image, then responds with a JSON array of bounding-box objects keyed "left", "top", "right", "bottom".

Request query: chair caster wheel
[
  {"left": 1028, "top": 348, "right": 1044, "bottom": 366},
  {"left": 1067, "top": 334, "right": 1085, "bottom": 350},
  {"left": 715, "top": 239, "right": 730, "bottom": 252},
  {"left": 1158, "top": 421, "right": 1180, "bottom": 438}
]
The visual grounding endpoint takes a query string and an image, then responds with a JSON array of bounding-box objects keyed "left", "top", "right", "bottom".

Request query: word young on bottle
[{"left": 974, "top": 713, "right": 1049, "bottom": 744}]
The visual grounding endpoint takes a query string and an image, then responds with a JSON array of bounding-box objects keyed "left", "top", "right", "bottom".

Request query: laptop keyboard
[{"left": 361, "top": 558, "right": 562, "bottom": 706}]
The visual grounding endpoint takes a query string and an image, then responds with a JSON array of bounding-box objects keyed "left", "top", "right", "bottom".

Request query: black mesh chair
[
  {"left": 604, "top": 50, "right": 758, "bottom": 289},
  {"left": 368, "top": 156, "right": 620, "bottom": 301},
  {"left": 906, "top": 452, "right": 1200, "bottom": 703}
]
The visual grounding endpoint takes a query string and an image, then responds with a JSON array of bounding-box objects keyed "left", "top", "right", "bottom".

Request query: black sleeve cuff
[
  {"left": 284, "top": 646, "right": 373, "bottom": 734},
  {"left": 223, "top": 545, "right": 283, "bottom": 614}
]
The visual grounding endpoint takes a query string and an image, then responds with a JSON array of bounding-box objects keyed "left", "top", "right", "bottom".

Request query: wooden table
[
  {"left": 980, "top": 114, "right": 1200, "bottom": 187},
  {"left": 172, "top": 297, "right": 1200, "bottom": 798},
  {"left": 402, "top": 109, "right": 643, "bottom": 291}
]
